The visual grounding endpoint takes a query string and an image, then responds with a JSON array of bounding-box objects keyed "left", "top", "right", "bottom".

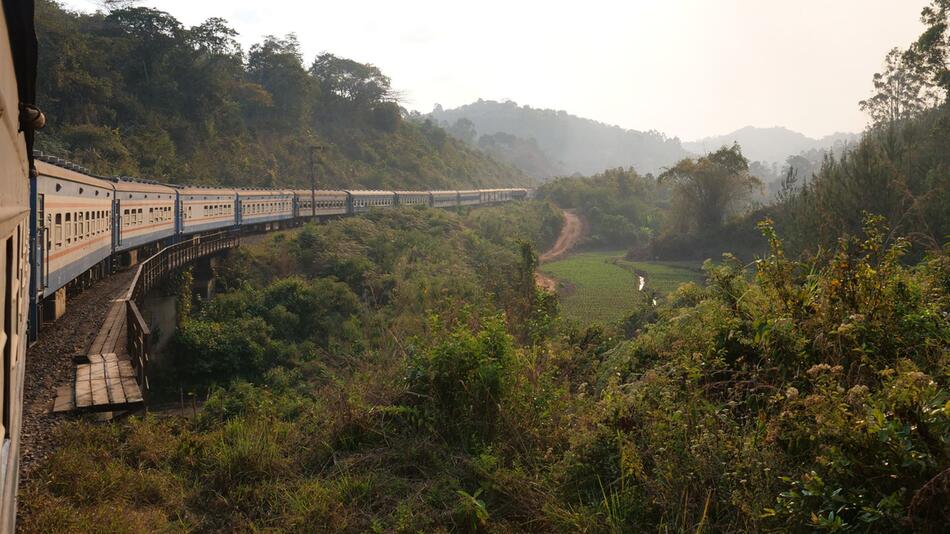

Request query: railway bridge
[{"left": 48, "top": 231, "right": 239, "bottom": 414}]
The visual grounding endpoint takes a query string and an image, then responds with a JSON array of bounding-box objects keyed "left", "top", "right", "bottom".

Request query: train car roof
[
  {"left": 457, "top": 189, "right": 480, "bottom": 194},
  {"left": 430, "top": 190, "right": 458, "bottom": 195},
  {"left": 345, "top": 190, "right": 396, "bottom": 195},
  {"left": 393, "top": 190, "right": 429, "bottom": 195},
  {"left": 292, "top": 189, "right": 348, "bottom": 196},
  {"left": 112, "top": 177, "right": 177, "bottom": 195},
  {"left": 35, "top": 160, "right": 113, "bottom": 189},
  {"left": 176, "top": 185, "right": 238, "bottom": 196},
  {"left": 237, "top": 188, "right": 293, "bottom": 196}
]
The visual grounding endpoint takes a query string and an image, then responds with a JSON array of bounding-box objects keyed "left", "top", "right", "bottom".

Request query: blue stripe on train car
[
  {"left": 181, "top": 220, "right": 236, "bottom": 235},
  {"left": 240, "top": 213, "right": 293, "bottom": 225},
  {"left": 43, "top": 244, "right": 111, "bottom": 298},
  {"left": 115, "top": 228, "right": 174, "bottom": 252}
]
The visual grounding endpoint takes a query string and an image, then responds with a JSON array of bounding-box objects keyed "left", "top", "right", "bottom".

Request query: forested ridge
[
  {"left": 428, "top": 100, "right": 689, "bottom": 177},
  {"left": 33, "top": 1, "right": 525, "bottom": 189}
]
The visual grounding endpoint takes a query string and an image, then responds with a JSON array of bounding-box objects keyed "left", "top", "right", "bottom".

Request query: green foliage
[
  {"left": 464, "top": 200, "right": 564, "bottom": 251},
  {"left": 21, "top": 203, "right": 949, "bottom": 533},
  {"left": 406, "top": 316, "right": 515, "bottom": 444},
  {"left": 537, "top": 167, "right": 662, "bottom": 250},
  {"left": 768, "top": 106, "right": 950, "bottom": 258},
  {"left": 658, "top": 143, "right": 761, "bottom": 235}
]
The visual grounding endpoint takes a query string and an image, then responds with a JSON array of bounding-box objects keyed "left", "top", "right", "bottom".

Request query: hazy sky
[{"left": 62, "top": 0, "right": 930, "bottom": 140}]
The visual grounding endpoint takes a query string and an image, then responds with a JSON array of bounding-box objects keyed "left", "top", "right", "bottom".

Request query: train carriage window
[
  {"left": 65, "top": 213, "right": 72, "bottom": 244},
  {"left": 85, "top": 211, "right": 91, "bottom": 237},
  {"left": 54, "top": 214, "right": 63, "bottom": 248}
]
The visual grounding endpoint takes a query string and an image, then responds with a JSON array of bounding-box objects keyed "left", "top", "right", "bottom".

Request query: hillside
[
  {"left": 428, "top": 99, "right": 689, "bottom": 177},
  {"left": 683, "top": 126, "right": 859, "bottom": 165},
  {"left": 33, "top": 1, "right": 525, "bottom": 190}
]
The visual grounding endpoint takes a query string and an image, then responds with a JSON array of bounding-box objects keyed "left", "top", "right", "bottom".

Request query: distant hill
[
  {"left": 683, "top": 127, "right": 860, "bottom": 165},
  {"left": 428, "top": 100, "right": 690, "bottom": 178}
]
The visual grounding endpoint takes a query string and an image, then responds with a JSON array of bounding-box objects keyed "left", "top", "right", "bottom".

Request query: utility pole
[{"left": 309, "top": 145, "right": 326, "bottom": 218}]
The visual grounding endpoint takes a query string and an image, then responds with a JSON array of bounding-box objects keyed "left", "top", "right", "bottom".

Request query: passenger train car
[
  {"left": 35, "top": 160, "right": 112, "bottom": 296},
  {"left": 1, "top": 2, "right": 37, "bottom": 530},
  {"left": 177, "top": 185, "right": 238, "bottom": 235},
  {"left": 293, "top": 189, "right": 348, "bottom": 218},
  {"left": 237, "top": 188, "right": 294, "bottom": 229},
  {"left": 114, "top": 178, "right": 176, "bottom": 254}
]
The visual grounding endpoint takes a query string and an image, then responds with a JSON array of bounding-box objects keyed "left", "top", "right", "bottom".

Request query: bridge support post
[
  {"left": 191, "top": 256, "right": 218, "bottom": 301},
  {"left": 42, "top": 287, "right": 66, "bottom": 322}
]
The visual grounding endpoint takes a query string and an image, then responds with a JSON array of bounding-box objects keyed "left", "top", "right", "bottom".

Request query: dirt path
[
  {"left": 540, "top": 210, "right": 584, "bottom": 263},
  {"left": 536, "top": 209, "right": 585, "bottom": 291}
]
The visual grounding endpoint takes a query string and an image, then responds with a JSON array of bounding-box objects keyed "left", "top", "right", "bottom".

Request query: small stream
[{"left": 637, "top": 275, "right": 657, "bottom": 306}]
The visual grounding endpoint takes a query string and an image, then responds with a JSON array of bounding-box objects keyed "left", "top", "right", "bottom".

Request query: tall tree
[
  {"left": 659, "top": 144, "right": 760, "bottom": 233},
  {"left": 860, "top": 48, "right": 939, "bottom": 125},
  {"left": 309, "top": 53, "right": 392, "bottom": 116},
  {"left": 910, "top": 0, "right": 950, "bottom": 96}
]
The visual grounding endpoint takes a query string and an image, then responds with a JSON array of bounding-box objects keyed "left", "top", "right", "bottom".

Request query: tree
[
  {"left": 309, "top": 53, "right": 392, "bottom": 115},
  {"left": 446, "top": 118, "right": 477, "bottom": 145},
  {"left": 188, "top": 17, "right": 240, "bottom": 56},
  {"left": 910, "top": 0, "right": 950, "bottom": 96},
  {"left": 659, "top": 144, "right": 760, "bottom": 233},
  {"left": 246, "top": 35, "right": 314, "bottom": 129},
  {"left": 859, "top": 48, "right": 939, "bottom": 125},
  {"left": 370, "top": 101, "right": 401, "bottom": 133}
]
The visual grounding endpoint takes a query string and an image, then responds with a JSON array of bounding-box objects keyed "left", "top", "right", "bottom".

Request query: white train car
[
  {"left": 35, "top": 160, "right": 113, "bottom": 297},
  {"left": 177, "top": 186, "right": 238, "bottom": 235},
  {"left": 458, "top": 189, "right": 481, "bottom": 206},
  {"left": 347, "top": 190, "right": 396, "bottom": 214},
  {"left": 238, "top": 188, "right": 294, "bottom": 228},
  {"left": 394, "top": 190, "right": 429, "bottom": 207},
  {"left": 293, "top": 189, "right": 348, "bottom": 218},
  {"left": 113, "top": 178, "right": 176, "bottom": 252},
  {"left": 429, "top": 190, "right": 458, "bottom": 208},
  {"left": 480, "top": 189, "right": 508, "bottom": 203}
]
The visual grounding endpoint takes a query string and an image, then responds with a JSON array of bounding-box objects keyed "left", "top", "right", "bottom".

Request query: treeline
[
  {"left": 538, "top": 113, "right": 949, "bottom": 261},
  {"left": 537, "top": 101, "right": 950, "bottom": 263},
  {"left": 34, "top": 1, "right": 524, "bottom": 189}
]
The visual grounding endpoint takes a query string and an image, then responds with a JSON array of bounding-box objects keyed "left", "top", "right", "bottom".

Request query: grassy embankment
[{"left": 540, "top": 251, "right": 702, "bottom": 324}]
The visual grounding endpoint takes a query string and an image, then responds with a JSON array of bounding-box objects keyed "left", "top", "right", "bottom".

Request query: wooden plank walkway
[{"left": 52, "top": 299, "right": 145, "bottom": 414}]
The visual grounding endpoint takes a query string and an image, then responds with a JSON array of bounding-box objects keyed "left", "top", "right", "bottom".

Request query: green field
[{"left": 541, "top": 251, "right": 703, "bottom": 324}]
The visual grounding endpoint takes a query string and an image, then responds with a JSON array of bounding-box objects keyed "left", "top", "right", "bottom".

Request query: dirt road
[
  {"left": 536, "top": 209, "right": 584, "bottom": 291},
  {"left": 540, "top": 210, "right": 584, "bottom": 263}
]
